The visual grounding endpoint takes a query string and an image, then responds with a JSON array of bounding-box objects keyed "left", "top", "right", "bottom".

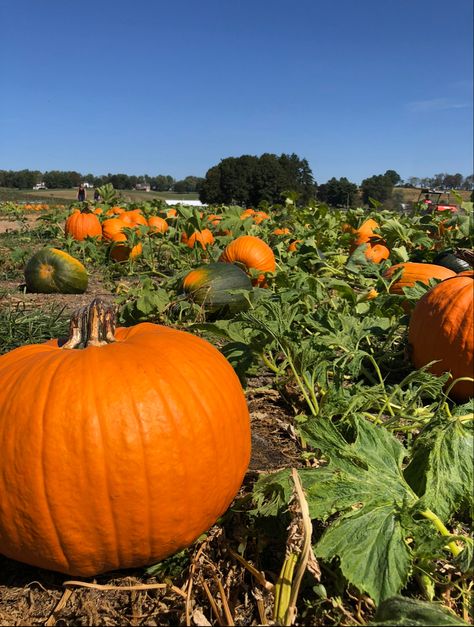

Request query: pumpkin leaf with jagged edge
[
  {"left": 404, "top": 414, "right": 474, "bottom": 522},
  {"left": 251, "top": 416, "right": 422, "bottom": 605}
]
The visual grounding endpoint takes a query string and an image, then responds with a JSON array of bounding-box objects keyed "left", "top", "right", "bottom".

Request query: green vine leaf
[{"left": 404, "top": 415, "right": 474, "bottom": 521}]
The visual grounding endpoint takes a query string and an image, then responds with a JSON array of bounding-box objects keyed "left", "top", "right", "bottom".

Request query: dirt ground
[{"left": 0, "top": 213, "right": 305, "bottom": 626}]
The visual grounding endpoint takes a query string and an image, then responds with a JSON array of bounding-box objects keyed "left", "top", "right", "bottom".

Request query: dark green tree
[
  {"left": 361, "top": 174, "right": 394, "bottom": 205},
  {"left": 173, "top": 176, "right": 204, "bottom": 193},
  {"left": 199, "top": 153, "right": 316, "bottom": 206},
  {"left": 318, "top": 177, "right": 358, "bottom": 207},
  {"left": 384, "top": 169, "right": 402, "bottom": 186}
]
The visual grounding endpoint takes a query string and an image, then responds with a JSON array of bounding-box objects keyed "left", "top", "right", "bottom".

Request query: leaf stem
[{"left": 420, "top": 509, "right": 462, "bottom": 557}]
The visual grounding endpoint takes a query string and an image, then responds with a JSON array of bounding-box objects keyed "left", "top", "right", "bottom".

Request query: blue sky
[{"left": 1, "top": 0, "right": 472, "bottom": 184}]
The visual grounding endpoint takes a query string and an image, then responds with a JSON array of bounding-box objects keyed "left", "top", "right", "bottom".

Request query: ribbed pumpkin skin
[
  {"left": 24, "top": 248, "right": 88, "bottom": 294},
  {"left": 219, "top": 235, "right": 276, "bottom": 285},
  {"left": 408, "top": 272, "right": 473, "bottom": 401},
  {"left": 0, "top": 324, "right": 251, "bottom": 576},
  {"left": 65, "top": 211, "right": 102, "bottom": 241},
  {"left": 182, "top": 262, "right": 252, "bottom": 315},
  {"left": 384, "top": 263, "right": 456, "bottom": 295}
]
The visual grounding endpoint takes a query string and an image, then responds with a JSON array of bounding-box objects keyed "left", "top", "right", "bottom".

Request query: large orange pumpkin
[
  {"left": 219, "top": 235, "right": 276, "bottom": 286},
  {"left": 0, "top": 299, "right": 251, "bottom": 576},
  {"left": 408, "top": 271, "right": 473, "bottom": 401},
  {"left": 384, "top": 263, "right": 456, "bottom": 295},
  {"left": 65, "top": 208, "right": 102, "bottom": 241}
]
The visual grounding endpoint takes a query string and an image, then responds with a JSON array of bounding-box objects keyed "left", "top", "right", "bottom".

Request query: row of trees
[
  {"left": 0, "top": 170, "right": 204, "bottom": 193},
  {"left": 1, "top": 162, "right": 472, "bottom": 208}
]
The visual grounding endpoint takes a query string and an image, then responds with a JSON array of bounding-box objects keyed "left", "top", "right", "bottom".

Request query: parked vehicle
[{"left": 416, "top": 188, "right": 459, "bottom": 213}]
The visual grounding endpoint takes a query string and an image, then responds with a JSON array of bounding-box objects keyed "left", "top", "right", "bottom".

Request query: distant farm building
[{"left": 135, "top": 183, "right": 151, "bottom": 192}]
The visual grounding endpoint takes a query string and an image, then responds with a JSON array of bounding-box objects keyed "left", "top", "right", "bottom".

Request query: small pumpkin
[
  {"left": 102, "top": 217, "right": 126, "bottom": 241},
  {"left": 352, "top": 218, "right": 380, "bottom": 246},
  {"left": 147, "top": 216, "right": 169, "bottom": 234},
  {"left": 120, "top": 210, "right": 148, "bottom": 228},
  {"left": 361, "top": 242, "right": 390, "bottom": 263},
  {"left": 219, "top": 235, "right": 276, "bottom": 286},
  {"left": 408, "top": 271, "right": 473, "bottom": 401},
  {"left": 0, "top": 299, "right": 250, "bottom": 576},
  {"left": 252, "top": 210, "right": 269, "bottom": 225},
  {"left": 182, "top": 262, "right": 253, "bottom": 316},
  {"left": 109, "top": 232, "right": 143, "bottom": 262},
  {"left": 287, "top": 239, "right": 302, "bottom": 253},
  {"left": 384, "top": 262, "right": 456, "bottom": 295},
  {"left": 181, "top": 229, "right": 215, "bottom": 250},
  {"left": 24, "top": 248, "right": 88, "bottom": 294},
  {"left": 65, "top": 207, "right": 102, "bottom": 241}
]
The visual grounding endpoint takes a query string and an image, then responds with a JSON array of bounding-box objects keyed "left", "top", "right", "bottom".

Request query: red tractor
[{"left": 417, "top": 188, "right": 459, "bottom": 213}]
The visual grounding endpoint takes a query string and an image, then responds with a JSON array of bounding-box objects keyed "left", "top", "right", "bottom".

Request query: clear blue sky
[{"left": 1, "top": 0, "right": 472, "bottom": 184}]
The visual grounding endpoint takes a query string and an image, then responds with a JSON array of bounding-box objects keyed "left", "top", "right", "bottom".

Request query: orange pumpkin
[
  {"left": 273, "top": 227, "right": 291, "bottom": 236},
  {"left": 105, "top": 206, "right": 125, "bottom": 216},
  {"left": 253, "top": 210, "right": 269, "bottom": 225},
  {"left": 109, "top": 232, "right": 143, "bottom": 262},
  {"left": 102, "top": 217, "right": 126, "bottom": 242},
  {"left": 0, "top": 299, "right": 250, "bottom": 576},
  {"left": 147, "top": 216, "right": 169, "bottom": 234},
  {"left": 219, "top": 235, "right": 276, "bottom": 286},
  {"left": 408, "top": 271, "right": 473, "bottom": 401},
  {"left": 65, "top": 208, "right": 102, "bottom": 241},
  {"left": 287, "top": 239, "right": 302, "bottom": 253},
  {"left": 120, "top": 210, "right": 147, "bottom": 228},
  {"left": 384, "top": 263, "right": 456, "bottom": 295},
  {"left": 361, "top": 242, "right": 390, "bottom": 263},
  {"left": 350, "top": 218, "right": 384, "bottom": 253},
  {"left": 181, "top": 229, "right": 215, "bottom": 250},
  {"left": 240, "top": 209, "right": 255, "bottom": 220}
]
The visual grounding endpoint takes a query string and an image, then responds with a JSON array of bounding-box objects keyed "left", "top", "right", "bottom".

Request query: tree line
[
  {"left": 0, "top": 170, "right": 204, "bottom": 194},
  {"left": 1, "top": 160, "right": 472, "bottom": 208}
]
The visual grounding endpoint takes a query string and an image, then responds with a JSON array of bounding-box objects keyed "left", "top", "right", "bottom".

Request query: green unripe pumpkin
[
  {"left": 182, "top": 262, "right": 252, "bottom": 316},
  {"left": 24, "top": 248, "right": 88, "bottom": 294}
]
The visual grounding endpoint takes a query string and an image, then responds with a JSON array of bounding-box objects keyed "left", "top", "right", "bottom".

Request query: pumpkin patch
[{"left": 1, "top": 189, "right": 473, "bottom": 624}]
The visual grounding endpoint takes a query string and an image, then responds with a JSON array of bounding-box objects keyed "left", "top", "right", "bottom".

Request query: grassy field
[
  {"left": 0, "top": 186, "right": 471, "bottom": 209},
  {"left": 0, "top": 187, "right": 200, "bottom": 204}
]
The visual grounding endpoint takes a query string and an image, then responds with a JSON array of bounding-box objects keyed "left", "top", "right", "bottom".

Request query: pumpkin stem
[{"left": 61, "top": 298, "right": 116, "bottom": 349}]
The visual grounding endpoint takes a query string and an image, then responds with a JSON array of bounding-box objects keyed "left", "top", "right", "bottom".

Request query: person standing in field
[{"left": 77, "top": 185, "right": 86, "bottom": 202}]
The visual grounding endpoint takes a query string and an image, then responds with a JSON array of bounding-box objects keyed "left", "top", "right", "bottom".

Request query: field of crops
[{"left": 0, "top": 189, "right": 472, "bottom": 626}]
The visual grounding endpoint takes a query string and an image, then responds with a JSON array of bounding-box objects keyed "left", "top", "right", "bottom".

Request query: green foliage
[
  {"left": 372, "top": 595, "right": 468, "bottom": 625},
  {"left": 251, "top": 413, "right": 473, "bottom": 606},
  {"left": 199, "top": 152, "right": 317, "bottom": 206}
]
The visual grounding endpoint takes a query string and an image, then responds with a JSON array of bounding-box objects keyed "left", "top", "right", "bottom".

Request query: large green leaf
[
  {"left": 404, "top": 416, "right": 474, "bottom": 521},
  {"left": 297, "top": 416, "right": 417, "bottom": 603}
]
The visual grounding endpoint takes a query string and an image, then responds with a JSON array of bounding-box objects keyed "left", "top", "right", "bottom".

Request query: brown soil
[{"left": 0, "top": 213, "right": 305, "bottom": 625}]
